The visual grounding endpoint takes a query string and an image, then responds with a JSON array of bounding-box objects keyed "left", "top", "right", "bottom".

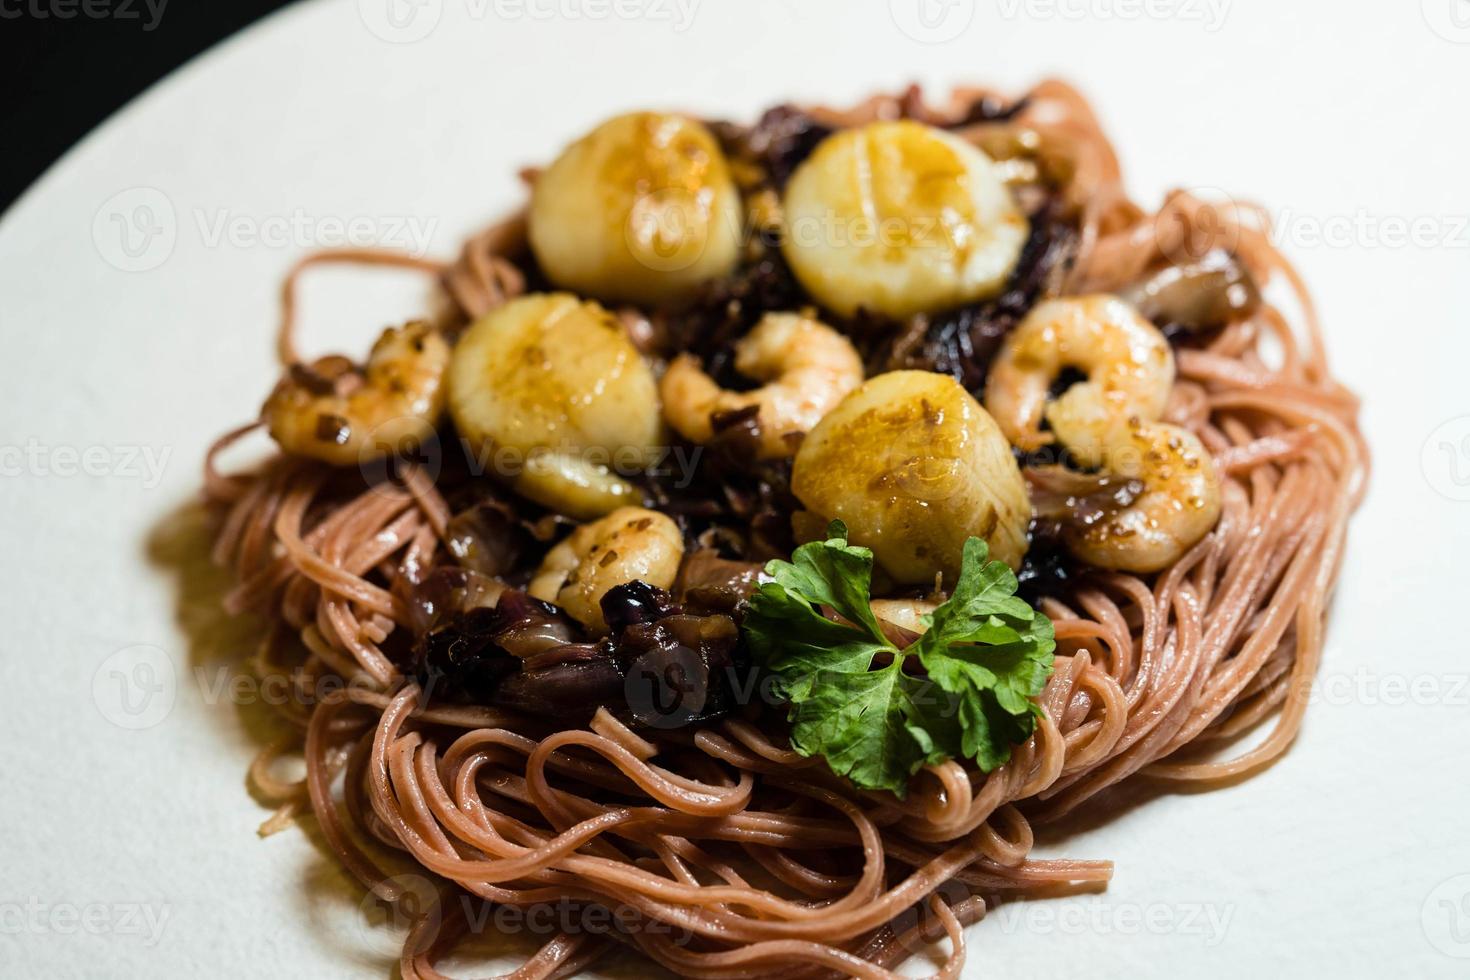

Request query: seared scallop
[
  {"left": 791, "top": 370, "right": 1031, "bottom": 583},
  {"left": 529, "top": 112, "right": 743, "bottom": 307},
  {"left": 781, "top": 120, "right": 1028, "bottom": 319},
  {"left": 448, "top": 293, "right": 664, "bottom": 518}
]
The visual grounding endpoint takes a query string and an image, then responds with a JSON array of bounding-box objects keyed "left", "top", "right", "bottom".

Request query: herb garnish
[{"left": 742, "top": 522, "right": 1055, "bottom": 797}]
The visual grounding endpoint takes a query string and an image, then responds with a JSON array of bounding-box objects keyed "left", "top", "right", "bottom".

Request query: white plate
[{"left": 3, "top": 0, "right": 1468, "bottom": 976}]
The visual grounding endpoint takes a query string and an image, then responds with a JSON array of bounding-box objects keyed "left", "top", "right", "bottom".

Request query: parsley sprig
[{"left": 742, "top": 522, "right": 1055, "bottom": 797}]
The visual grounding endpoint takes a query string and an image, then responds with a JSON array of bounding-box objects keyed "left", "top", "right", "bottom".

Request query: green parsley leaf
[
  {"left": 742, "top": 523, "right": 1055, "bottom": 797},
  {"left": 762, "top": 520, "right": 888, "bottom": 644}
]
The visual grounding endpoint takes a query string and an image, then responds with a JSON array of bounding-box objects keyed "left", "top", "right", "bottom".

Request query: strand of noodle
[
  {"left": 272, "top": 479, "right": 406, "bottom": 621},
  {"left": 203, "top": 421, "right": 265, "bottom": 504},
  {"left": 278, "top": 248, "right": 447, "bottom": 366},
  {"left": 304, "top": 691, "right": 397, "bottom": 897},
  {"left": 222, "top": 479, "right": 380, "bottom": 614},
  {"left": 402, "top": 463, "right": 452, "bottom": 539},
  {"left": 589, "top": 708, "right": 659, "bottom": 761},
  {"left": 210, "top": 451, "right": 274, "bottom": 565},
  {"left": 301, "top": 623, "right": 376, "bottom": 684},
  {"left": 442, "top": 210, "right": 529, "bottom": 320},
  {"left": 527, "top": 730, "right": 754, "bottom": 820}
]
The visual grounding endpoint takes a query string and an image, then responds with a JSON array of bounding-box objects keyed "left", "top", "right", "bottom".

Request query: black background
[{"left": 1, "top": 0, "right": 299, "bottom": 212}]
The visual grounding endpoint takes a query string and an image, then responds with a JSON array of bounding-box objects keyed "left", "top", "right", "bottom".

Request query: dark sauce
[{"left": 1016, "top": 520, "right": 1078, "bottom": 605}]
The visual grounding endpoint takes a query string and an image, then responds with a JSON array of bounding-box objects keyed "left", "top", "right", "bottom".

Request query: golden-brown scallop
[
  {"left": 529, "top": 112, "right": 743, "bottom": 307},
  {"left": 791, "top": 370, "right": 1031, "bottom": 584},
  {"left": 448, "top": 293, "right": 664, "bottom": 518},
  {"left": 781, "top": 120, "right": 1028, "bottom": 319}
]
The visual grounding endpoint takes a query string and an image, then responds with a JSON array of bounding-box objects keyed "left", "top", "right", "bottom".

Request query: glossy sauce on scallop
[
  {"left": 530, "top": 112, "right": 743, "bottom": 306},
  {"left": 781, "top": 120, "right": 1029, "bottom": 319},
  {"left": 447, "top": 293, "right": 664, "bottom": 518},
  {"left": 791, "top": 370, "right": 1031, "bottom": 584}
]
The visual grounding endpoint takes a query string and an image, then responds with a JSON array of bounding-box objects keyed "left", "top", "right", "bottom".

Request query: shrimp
[
  {"left": 528, "top": 507, "right": 684, "bottom": 632},
  {"left": 264, "top": 321, "right": 450, "bottom": 466},
  {"left": 985, "top": 295, "right": 1221, "bottom": 572},
  {"left": 984, "top": 295, "right": 1172, "bottom": 466},
  {"left": 660, "top": 312, "right": 863, "bottom": 459},
  {"left": 1060, "top": 419, "right": 1222, "bottom": 573}
]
